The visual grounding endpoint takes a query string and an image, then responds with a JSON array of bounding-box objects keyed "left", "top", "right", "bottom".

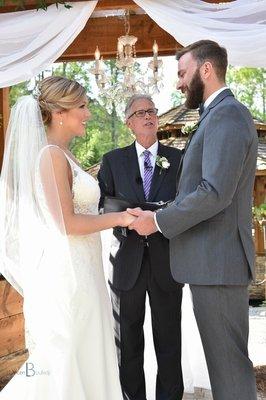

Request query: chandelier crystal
[{"left": 90, "top": 10, "right": 163, "bottom": 106}]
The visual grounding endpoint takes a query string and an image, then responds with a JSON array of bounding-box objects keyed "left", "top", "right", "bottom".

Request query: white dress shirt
[
  {"left": 154, "top": 86, "right": 228, "bottom": 233},
  {"left": 135, "top": 140, "right": 158, "bottom": 180},
  {"left": 202, "top": 86, "right": 228, "bottom": 111}
]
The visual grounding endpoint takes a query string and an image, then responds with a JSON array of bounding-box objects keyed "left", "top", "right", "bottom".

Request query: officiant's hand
[{"left": 127, "top": 208, "right": 158, "bottom": 235}]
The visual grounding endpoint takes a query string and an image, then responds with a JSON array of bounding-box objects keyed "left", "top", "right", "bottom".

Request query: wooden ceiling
[
  {"left": 1, "top": 0, "right": 234, "bottom": 60},
  {"left": 61, "top": 13, "right": 178, "bottom": 61}
]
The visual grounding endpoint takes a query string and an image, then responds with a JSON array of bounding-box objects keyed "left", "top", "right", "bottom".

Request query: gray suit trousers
[{"left": 190, "top": 285, "right": 257, "bottom": 400}]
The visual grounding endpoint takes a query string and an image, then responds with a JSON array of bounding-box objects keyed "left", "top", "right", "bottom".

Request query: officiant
[{"left": 98, "top": 94, "right": 183, "bottom": 400}]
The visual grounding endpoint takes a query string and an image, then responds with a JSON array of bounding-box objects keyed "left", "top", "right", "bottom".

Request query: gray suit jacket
[{"left": 156, "top": 89, "right": 258, "bottom": 285}]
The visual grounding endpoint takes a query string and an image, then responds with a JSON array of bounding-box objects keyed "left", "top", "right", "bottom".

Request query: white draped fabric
[
  {"left": 134, "top": 0, "right": 266, "bottom": 67},
  {"left": 0, "top": 1, "right": 98, "bottom": 88},
  {"left": 0, "top": 0, "right": 265, "bottom": 88}
]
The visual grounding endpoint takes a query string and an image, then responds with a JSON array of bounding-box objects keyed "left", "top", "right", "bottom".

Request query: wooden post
[
  {"left": 0, "top": 279, "right": 26, "bottom": 390},
  {"left": 0, "top": 88, "right": 10, "bottom": 170},
  {"left": 254, "top": 173, "right": 266, "bottom": 254}
]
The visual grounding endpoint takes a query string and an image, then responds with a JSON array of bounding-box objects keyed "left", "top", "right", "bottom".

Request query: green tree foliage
[
  {"left": 9, "top": 81, "right": 30, "bottom": 107},
  {"left": 52, "top": 62, "right": 91, "bottom": 93},
  {"left": 171, "top": 91, "right": 185, "bottom": 107},
  {"left": 70, "top": 99, "right": 133, "bottom": 170},
  {"left": 0, "top": 1, "right": 71, "bottom": 11},
  {"left": 226, "top": 66, "right": 266, "bottom": 121}
]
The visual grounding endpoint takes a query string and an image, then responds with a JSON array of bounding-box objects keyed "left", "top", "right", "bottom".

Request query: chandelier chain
[{"left": 124, "top": 10, "right": 131, "bottom": 36}]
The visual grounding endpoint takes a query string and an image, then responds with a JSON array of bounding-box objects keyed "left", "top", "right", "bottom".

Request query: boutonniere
[
  {"left": 156, "top": 155, "right": 170, "bottom": 174},
  {"left": 181, "top": 121, "right": 199, "bottom": 135}
]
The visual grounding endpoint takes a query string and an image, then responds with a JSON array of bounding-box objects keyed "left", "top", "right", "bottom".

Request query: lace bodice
[
  {"left": 36, "top": 145, "right": 100, "bottom": 218},
  {"left": 65, "top": 154, "right": 100, "bottom": 215}
]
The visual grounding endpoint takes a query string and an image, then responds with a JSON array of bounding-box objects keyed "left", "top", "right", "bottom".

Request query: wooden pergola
[
  {"left": 0, "top": 0, "right": 233, "bottom": 166},
  {"left": 2, "top": 0, "right": 265, "bottom": 387}
]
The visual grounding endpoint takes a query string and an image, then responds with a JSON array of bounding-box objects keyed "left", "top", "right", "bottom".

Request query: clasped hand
[{"left": 125, "top": 208, "right": 158, "bottom": 236}]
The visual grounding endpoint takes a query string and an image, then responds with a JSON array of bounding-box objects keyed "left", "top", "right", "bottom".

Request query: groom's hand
[{"left": 127, "top": 208, "right": 158, "bottom": 235}]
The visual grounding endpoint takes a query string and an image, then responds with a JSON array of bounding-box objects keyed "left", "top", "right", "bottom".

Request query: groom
[
  {"left": 98, "top": 94, "right": 183, "bottom": 400},
  {"left": 128, "top": 40, "right": 258, "bottom": 400}
]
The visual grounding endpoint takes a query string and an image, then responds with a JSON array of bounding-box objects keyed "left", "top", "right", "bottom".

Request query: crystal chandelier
[{"left": 90, "top": 11, "right": 163, "bottom": 104}]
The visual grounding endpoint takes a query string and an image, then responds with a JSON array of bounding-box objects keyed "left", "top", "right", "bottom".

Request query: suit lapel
[
  {"left": 176, "top": 89, "right": 235, "bottom": 190},
  {"left": 148, "top": 142, "right": 168, "bottom": 201},
  {"left": 198, "top": 88, "right": 234, "bottom": 125},
  {"left": 123, "top": 142, "right": 146, "bottom": 202}
]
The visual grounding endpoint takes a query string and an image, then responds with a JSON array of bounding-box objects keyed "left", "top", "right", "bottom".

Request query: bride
[{"left": 0, "top": 76, "right": 136, "bottom": 399}]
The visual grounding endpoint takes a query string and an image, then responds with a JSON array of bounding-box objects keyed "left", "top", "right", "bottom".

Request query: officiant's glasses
[{"left": 128, "top": 108, "right": 158, "bottom": 119}]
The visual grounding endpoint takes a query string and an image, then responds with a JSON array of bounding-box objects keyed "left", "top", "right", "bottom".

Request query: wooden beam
[
  {"left": 0, "top": 313, "right": 25, "bottom": 358},
  {"left": 256, "top": 170, "right": 266, "bottom": 177},
  {"left": 0, "top": 88, "right": 9, "bottom": 170},
  {"left": 59, "top": 13, "right": 179, "bottom": 61},
  {"left": 0, "top": 281, "right": 23, "bottom": 320},
  {"left": 0, "top": 350, "right": 28, "bottom": 390},
  {"left": 96, "top": 0, "right": 139, "bottom": 11}
]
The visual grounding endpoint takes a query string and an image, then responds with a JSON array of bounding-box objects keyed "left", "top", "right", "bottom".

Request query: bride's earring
[{"left": 59, "top": 120, "right": 63, "bottom": 126}]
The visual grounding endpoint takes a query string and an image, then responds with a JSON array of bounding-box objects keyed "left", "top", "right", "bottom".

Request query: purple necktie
[{"left": 143, "top": 150, "right": 153, "bottom": 200}]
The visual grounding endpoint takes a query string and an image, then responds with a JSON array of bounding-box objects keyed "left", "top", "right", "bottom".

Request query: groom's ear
[{"left": 200, "top": 61, "right": 212, "bottom": 81}]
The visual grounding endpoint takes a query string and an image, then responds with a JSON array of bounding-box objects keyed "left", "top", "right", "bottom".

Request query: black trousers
[{"left": 111, "top": 247, "right": 183, "bottom": 400}]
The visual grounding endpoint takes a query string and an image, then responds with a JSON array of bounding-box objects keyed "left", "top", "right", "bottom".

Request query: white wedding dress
[{"left": 0, "top": 149, "right": 123, "bottom": 400}]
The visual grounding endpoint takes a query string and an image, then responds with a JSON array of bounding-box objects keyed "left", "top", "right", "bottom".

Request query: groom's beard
[{"left": 185, "top": 68, "right": 204, "bottom": 109}]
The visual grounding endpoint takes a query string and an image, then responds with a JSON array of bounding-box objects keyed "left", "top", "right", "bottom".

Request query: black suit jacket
[{"left": 98, "top": 141, "right": 182, "bottom": 291}]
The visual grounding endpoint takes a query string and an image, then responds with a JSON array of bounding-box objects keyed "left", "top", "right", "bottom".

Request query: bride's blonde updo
[{"left": 37, "top": 76, "right": 86, "bottom": 125}]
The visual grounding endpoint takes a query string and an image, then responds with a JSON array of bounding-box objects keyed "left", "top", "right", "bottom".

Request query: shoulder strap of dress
[{"left": 39, "top": 144, "right": 77, "bottom": 178}]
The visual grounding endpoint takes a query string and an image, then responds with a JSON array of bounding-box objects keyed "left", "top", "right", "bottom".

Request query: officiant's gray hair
[{"left": 125, "top": 94, "right": 155, "bottom": 120}]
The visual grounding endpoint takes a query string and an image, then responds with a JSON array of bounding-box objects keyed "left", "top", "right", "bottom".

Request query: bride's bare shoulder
[
  {"left": 38, "top": 145, "right": 71, "bottom": 182},
  {"left": 40, "top": 145, "right": 68, "bottom": 165}
]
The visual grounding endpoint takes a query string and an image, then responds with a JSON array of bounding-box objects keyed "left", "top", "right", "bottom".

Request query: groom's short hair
[{"left": 176, "top": 40, "right": 228, "bottom": 82}]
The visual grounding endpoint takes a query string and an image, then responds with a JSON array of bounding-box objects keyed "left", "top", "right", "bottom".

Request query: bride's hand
[{"left": 119, "top": 211, "right": 137, "bottom": 227}]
